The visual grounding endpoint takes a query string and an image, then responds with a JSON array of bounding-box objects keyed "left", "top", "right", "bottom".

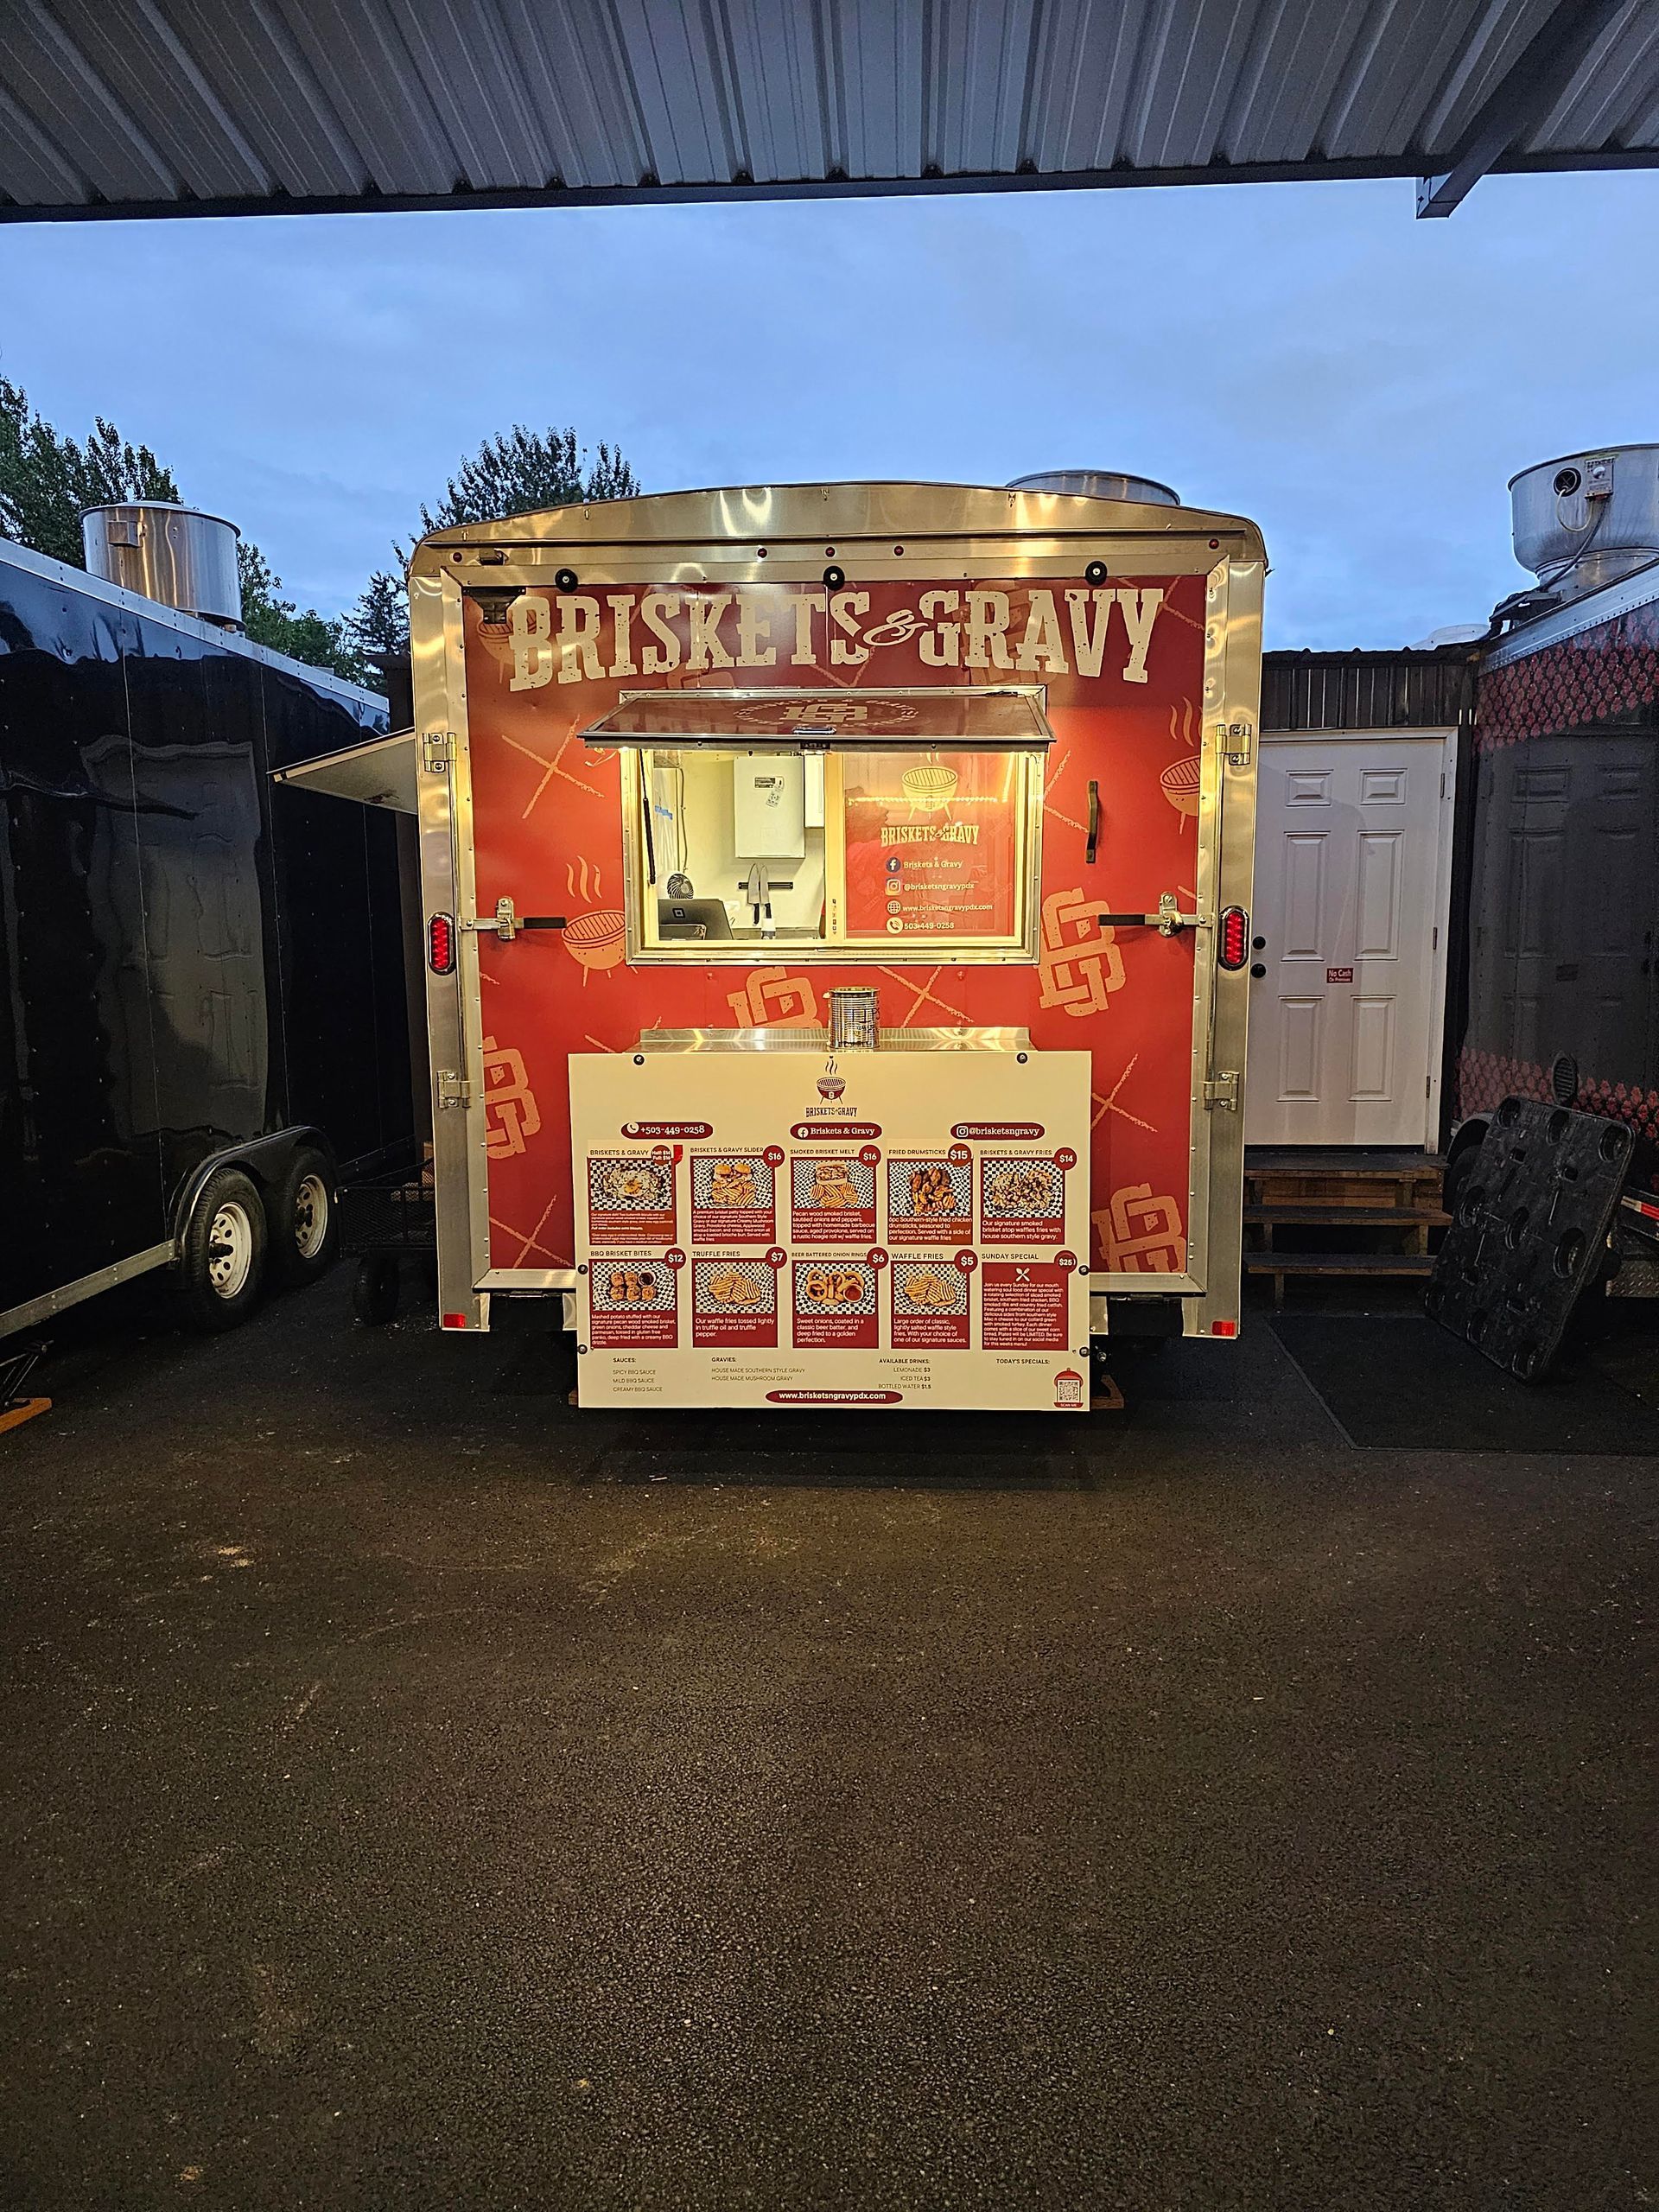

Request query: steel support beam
[{"left": 1416, "top": 0, "right": 1631, "bottom": 216}]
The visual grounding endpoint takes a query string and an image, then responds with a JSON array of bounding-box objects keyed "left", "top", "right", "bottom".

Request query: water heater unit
[{"left": 733, "top": 754, "right": 806, "bottom": 861}]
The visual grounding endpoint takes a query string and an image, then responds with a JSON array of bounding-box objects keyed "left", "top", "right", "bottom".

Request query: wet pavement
[{"left": 1, "top": 1274, "right": 1654, "bottom": 2209}]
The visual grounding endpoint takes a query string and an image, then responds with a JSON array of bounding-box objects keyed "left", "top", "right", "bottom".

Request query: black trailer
[
  {"left": 0, "top": 536, "right": 414, "bottom": 1339},
  {"left": 1450, "top": 499, "right": 1659, "bottom": 1298}
]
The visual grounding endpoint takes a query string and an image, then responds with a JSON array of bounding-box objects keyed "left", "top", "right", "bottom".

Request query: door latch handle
[
  {"left": 1085, "top": 780, "right": 1100, "bottom": 864},
  {"left": 463, "top": 896, "right": 567, "bottom": 941},
  {"left": 1088, "top": 892, "right": 1208, "bottom": 937}
]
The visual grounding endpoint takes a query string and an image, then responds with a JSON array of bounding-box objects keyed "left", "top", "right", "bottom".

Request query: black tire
[
  {"left": 268, "top": 1144, "right": 339, "bottom": 1289},
  {"left": 175, "top": 1166, "right": 268, "bottom": 1334},
  {"left": 353, "top": 1254, "right": 402, "bottom": 1326}
]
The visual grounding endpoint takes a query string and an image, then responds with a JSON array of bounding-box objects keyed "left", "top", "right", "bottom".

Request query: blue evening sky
[{"left": 1, "top": 168, "right": 1653, "bottom": 649}]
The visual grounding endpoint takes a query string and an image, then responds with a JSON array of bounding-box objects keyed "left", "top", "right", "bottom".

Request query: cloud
[{"left": 1, "top": 168, "right": 1653, "bottom": 642}]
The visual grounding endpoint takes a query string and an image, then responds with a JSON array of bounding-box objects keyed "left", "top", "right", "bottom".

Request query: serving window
[{"left": 589, "top": 690, "right": 1050, "bottom": 965}]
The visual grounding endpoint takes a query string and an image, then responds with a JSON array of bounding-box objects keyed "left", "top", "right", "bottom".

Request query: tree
[
  {"left": 416, "top": 424, "right": 639, "bottom": 535},
  {"left": 238, "top": 541, "right": 369, "bottom": 686},
  {"left": 342, "top": 568, "right": 410, "bottom": 658},
  {"left": 0, "top": 376, "right": 180, "bottom": 566},
  {"left": 345, "top": 423, "right": 641, "bottom": 665}
]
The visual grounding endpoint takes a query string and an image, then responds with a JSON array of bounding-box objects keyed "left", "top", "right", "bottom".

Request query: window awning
[
  {"left": 581, "top": 688, "right": 1055, "bottom": 752},
  {"left": 270, "top": 728, "right": 416, "bottom": 813}
]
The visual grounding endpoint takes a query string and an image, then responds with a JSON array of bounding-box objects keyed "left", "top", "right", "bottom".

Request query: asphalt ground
[{"left": 1, "top": 1274, "right": 1655, "bottom": 2211}]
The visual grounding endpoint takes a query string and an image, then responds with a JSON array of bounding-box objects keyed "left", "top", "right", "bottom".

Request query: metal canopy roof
[{"left": 1, "top": 0, "right": 1654, "bottom": 227}]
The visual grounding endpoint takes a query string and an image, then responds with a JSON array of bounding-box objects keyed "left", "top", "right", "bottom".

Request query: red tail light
[
  {"left": 1217, "top": 906, "right": 1249, "bottom": 970},
  {"left": 429, "top": 912, "right": 456, "bottom": 975}
]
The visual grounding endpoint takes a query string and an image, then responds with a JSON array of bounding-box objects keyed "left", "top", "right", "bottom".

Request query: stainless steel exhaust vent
[
  {"left": 1007, "top": 470, "right": 1179, "bottom": 506},
  {"left": 81, "top": 502, "right": 243, "bottom": 627},
  {"left": 1509, "top": 446, "right": 1659, "bottom": 606}
]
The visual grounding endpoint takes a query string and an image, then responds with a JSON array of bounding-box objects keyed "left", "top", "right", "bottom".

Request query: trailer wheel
[
  {"left": 176, "top": 1167, "right": 268, "bottom": 1333},
  {"left": 353, "top": 1254, "right": 402, "bottom": 1326},
  {"left": 268, "top": 1145, "right": 339, "bottom": 1288}
]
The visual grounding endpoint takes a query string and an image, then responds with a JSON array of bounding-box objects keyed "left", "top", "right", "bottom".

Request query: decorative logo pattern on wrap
[
  {"left": 727, "top": 967, "right": 823, "bottom": 1028},
  {"left": 482, "top": 1037, "right": 541, "bottom": 1160},
  {"left": 1038, "top": 889, "right": 1126, "bottom": 1020},
  {"left": 1096, "top": 1183, "right": 1187, "bottom": 1274},
  {"left": 1477, "top": 596, "right": 1659, "bottom": 753}
]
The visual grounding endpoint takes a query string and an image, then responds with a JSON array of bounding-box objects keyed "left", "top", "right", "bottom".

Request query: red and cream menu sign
[
  {"left": 840, "top": 751, "right": 1021, "bottom": 942},
  {"left": 570, "top": 1046, "right": 1090, "bottom": 1411}
]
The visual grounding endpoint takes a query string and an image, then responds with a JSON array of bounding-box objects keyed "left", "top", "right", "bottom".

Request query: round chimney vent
[
  {"left": 1007, "top": 470, "right": 1179, "bottom": 506},
  {"left": 81, "top": 502, "right": 243, "bottom": 627}
]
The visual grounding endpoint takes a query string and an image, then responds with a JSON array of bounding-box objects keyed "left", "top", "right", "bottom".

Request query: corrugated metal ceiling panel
[{"left": 0, "top": 0, "right": 1653, "bottom": 220}]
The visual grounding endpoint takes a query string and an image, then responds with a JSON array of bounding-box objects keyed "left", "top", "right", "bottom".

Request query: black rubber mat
[
  {"left": 1427, "top": 1096, "right": 1631, "bottom": 1380},
  {"left": 1270, "top": 1312, "right": 1659, "bottom": 1454}
]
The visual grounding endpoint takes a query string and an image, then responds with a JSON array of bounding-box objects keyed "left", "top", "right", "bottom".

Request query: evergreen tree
[
  {"left": 238, "top": 540, "right": 369, "bottom": 686},
  {"left": 345, "top": 423, "right": 640, "bottom": 667},
  {"left": 416, "top": 425, "right": 639, "bottom": 536},
  {"left": 0, "top": 376, "right": 180, "bottom": 566},
  {"left": 342, "top": 568, "right": 410, "bottom": 658}
]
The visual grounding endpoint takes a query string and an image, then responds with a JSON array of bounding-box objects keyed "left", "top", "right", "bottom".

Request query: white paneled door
[{"left": 1246, "top": 735, "right": 1452, "bottom": 1147}]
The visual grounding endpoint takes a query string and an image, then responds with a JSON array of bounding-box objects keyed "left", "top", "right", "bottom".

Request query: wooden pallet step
[
  {"left": 1245, "top": 1204, "right": 1450, "bottom": 1227},
  {"left": 1247, "top": 1179, "right": 1443, "bottom": 1211},
  {"left": 1244, "top": 1251, "right": 1433, "bottom": 1277},
  {"left": 1245, "top": 1148, "right": 1446, "bottom": 1172}
]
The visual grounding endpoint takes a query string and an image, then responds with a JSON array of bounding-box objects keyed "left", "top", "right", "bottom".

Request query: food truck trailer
[
  {"left": 1448, "top": 444, "right": 1659, "bottom": 1293},
  {"left": 282, "top": 479, "right": 1264, "bottom": 1412}
]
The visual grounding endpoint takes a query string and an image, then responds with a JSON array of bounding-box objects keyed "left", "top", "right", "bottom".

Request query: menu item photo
[
  {"left": 586, "top": 1153, "right": 678, "bottom": 1245},
  {"left": 587, "top": 1256, "right": 679, "bottom": 1347},
  {"left": 979, "top": 1155, "right": 1067, "bottom": 1245},
  {"left": 791, "top": 1154, "right": 877, "bottom": 1242},
  {"left": 690, "top": 1153, "right": 777, "bottom": 1242},
  {"left": 691, "top": 1257, "right": 779, "bottom": 1348},
  {"left": 890, "top": 1260, "right": 971, "bottom": 1350},
  {"left": 886, "top": 1155, "right": 972, "bottom": 1244},
  {"left": 791, "top": 1258, "right": 880, "bottom": 1348}
]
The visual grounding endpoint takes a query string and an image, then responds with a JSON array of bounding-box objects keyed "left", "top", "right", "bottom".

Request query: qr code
[
  {"left": 590, "top": 1261, "right": 675, "bottom": 1311},
  {"left": 887, "top": 1158, "right": 971, "bottom": 1220},
  {"left": 792, "top": 1262, "right": 878, "bottom": 1316},
  {"left": 694, "top": 1260, "right": 777, "bottom": 1315},
  {"left": 588, "top": 1156, "right": 671, "bottom": 1211},
  {"left": 891, "top": 1262, "right": 968, "bottom": 1316}
]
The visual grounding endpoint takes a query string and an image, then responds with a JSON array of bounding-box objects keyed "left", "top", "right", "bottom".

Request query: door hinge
[
  {"left": 1204, "top": 1071, "right": 1240, "bottom": 1111},
  {"left": 1217, "top": 719, "right": 1253, "bottom": 766},
  {"left": 422, "top": 730, "right": 454, "bottom": 772},
  {"left": 436, "top": 1069, "right": 472, "bottom": 1109}
]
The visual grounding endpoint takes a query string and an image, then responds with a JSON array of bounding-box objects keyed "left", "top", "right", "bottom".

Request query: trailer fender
[{"left": 169, "top": 1127, "right": 339, "bottom": 1256}]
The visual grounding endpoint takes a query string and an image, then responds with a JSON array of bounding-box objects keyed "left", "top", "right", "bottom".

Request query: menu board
[
  {"left": 840, "top": 751, "right": 1021, "bottom": 941},
  {"left": 570, "top": 1048, "right": 1091, "bottom": 1411}
]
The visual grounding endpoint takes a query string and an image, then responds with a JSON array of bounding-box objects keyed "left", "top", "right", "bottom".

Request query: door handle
[
  {"left": 1085, "top": 780, "right": 1100, "bottom": 864},
  {"left": 1087, "top": 892, "right": 1207, "bottom": 937},
  {"left": 463, "top": 896, "right": 566, "bottom": 941}
]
